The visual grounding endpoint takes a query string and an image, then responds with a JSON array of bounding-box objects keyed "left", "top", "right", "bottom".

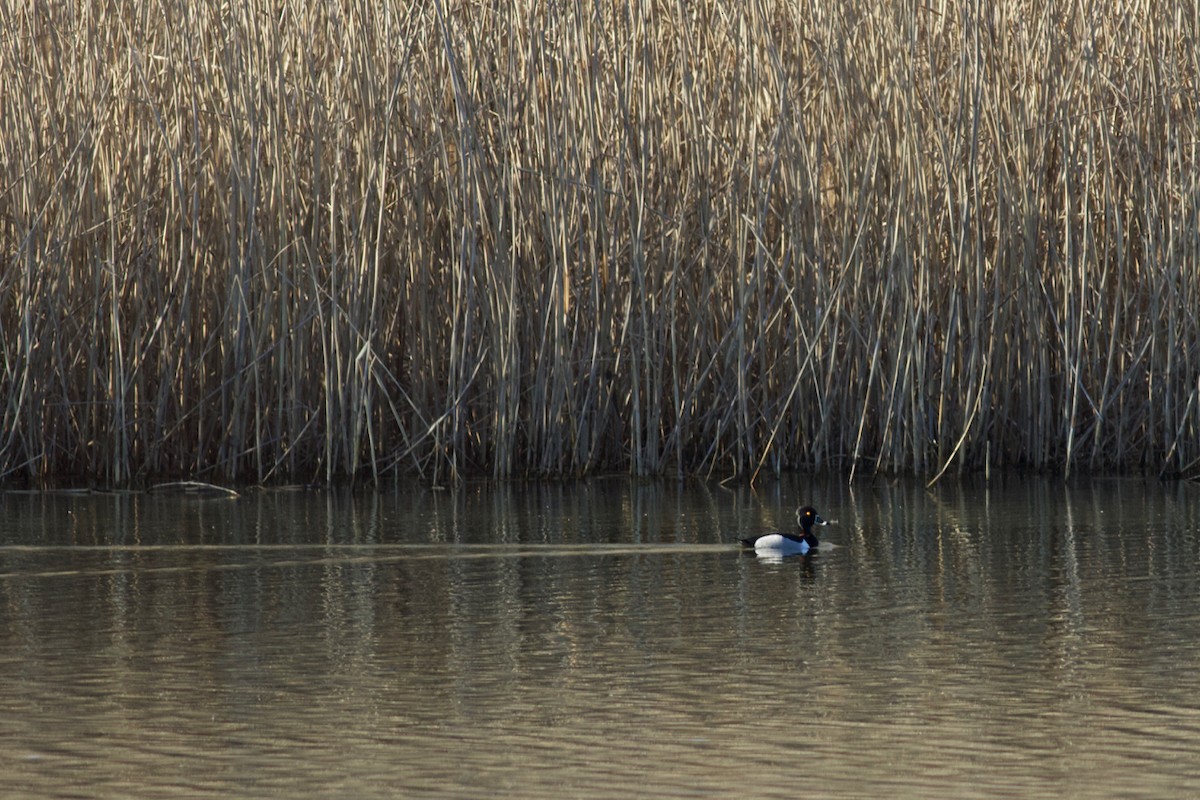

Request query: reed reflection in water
[{"left": 2, "top": 478, "right": 1200, "bottom": 798}]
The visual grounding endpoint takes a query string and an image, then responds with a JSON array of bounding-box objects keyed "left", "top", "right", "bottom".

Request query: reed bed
[{"left": 1, "top": 0, "right": 1198, "bottom": 485}]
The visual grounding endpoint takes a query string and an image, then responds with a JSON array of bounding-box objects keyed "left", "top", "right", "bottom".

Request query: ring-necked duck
[{"left": 739, "top": 506, "right": 828, "bottom": 556}]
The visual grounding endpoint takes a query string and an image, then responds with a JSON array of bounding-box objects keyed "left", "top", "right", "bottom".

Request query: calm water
[{"left": 3, "top": 477, "right": 1200, "bottom": 798}]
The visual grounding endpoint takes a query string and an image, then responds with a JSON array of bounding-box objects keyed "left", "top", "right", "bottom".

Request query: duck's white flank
[{"left": 751, "top": 534, "right": 812, "bottom": 554}]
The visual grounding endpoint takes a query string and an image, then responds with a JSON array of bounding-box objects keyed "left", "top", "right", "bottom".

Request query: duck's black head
[{"left": 795, "top": 506, "right": 827, "bottom": 536}]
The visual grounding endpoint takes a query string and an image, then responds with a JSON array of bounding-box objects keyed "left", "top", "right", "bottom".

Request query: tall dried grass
[{"left": 1, "top": 0, "right": 1197, "bottom": 485}]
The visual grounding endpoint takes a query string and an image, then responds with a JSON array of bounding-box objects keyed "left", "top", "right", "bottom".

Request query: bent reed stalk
[{"left": 1, "top": 0, "right": 1198, "bottom": 485}]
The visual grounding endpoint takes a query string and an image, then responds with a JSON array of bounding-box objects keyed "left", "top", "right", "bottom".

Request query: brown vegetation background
[{"left": 2, "top": 0, "right": 1198, "bottom": 485}]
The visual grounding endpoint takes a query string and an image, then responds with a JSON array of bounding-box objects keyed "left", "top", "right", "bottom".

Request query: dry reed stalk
[{"left": 0, "top": 0, "right": 1197, "bottom": 485}]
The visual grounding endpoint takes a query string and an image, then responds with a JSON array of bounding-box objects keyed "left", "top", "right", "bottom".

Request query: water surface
[{"left": 3, "top": 477, "right": 1200, "bottom": 798}]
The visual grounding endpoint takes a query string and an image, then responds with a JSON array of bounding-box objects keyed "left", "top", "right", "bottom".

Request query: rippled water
[{"left": 3, "top": 477, "right": 1200, "bottom": 798}]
